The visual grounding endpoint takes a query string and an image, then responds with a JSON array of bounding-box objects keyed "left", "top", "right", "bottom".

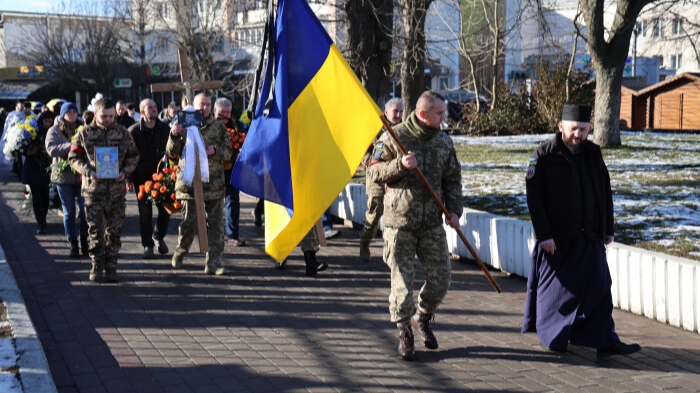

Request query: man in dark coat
[
  {"left": 116, "top": 100, "right": 136, "bottom": 129},
  {"left": 522, "top": 104, "right": 641, "bottom": 357},
  {"left": 128, "top": 99, "right": 172, "bottom": 259}
]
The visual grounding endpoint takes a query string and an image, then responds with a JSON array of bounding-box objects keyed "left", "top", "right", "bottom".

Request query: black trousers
[
  {"left": 28, "top": 183, "right": 49, "bottom": 230},
  {"left": 137, "top": 197, "right": 170, "bottom": 247}
]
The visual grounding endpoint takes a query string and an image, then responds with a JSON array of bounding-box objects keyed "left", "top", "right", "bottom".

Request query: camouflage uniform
[
  {"left": 166, "top": 114, "right": 233, "bottom": 270},
  {"left": 360, "top": 129, "right": 386, "bottom": 244},
  {"left": 367, "top": 112, "right": 463, "bottom": 327},
  {"left": 299, "top": 226, "right": 320, "bottom": 253},
  {"left": 68, "top": 121, "right": 140, "bottom": 277}
]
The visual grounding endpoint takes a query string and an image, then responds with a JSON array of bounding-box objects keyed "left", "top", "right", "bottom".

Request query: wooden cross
[{"left": 148, "top": 0, "right": 223, "bottom": 253}]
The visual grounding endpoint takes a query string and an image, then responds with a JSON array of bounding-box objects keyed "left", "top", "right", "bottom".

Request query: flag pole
[{"left": 380, "top": 116, "right": 502, "bottom": 294}]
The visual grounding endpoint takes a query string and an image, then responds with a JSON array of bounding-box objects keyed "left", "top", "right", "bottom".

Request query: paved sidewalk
[{"left": 1, "top": 168, "right": 699, "bottom": 393}]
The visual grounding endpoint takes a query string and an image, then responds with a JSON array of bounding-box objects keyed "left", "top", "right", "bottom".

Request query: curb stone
[{"left": 0, "top": 245, "right": 57, "bottom": 393}]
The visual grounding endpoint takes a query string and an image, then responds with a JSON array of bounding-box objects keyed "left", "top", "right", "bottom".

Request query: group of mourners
[{"left": 1, "top": 90, "right": 642, "bottom": 361}]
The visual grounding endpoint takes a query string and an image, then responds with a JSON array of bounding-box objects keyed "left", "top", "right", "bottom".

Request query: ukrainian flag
[{"left": 232, "top": 0, "right": 383, "bottom": 262}]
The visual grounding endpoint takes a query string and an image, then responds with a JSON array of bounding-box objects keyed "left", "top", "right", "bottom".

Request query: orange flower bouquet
[
  {"left": 137, "top": 164, "right": 181, "bottom": 214},
  {"left": 223, "top": 125, "right": 247, "bottom": 170}
]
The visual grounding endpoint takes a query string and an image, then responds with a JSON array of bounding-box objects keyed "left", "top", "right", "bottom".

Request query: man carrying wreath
[{"left": 128, "top": 99, "right": 172, "bottom": 259}]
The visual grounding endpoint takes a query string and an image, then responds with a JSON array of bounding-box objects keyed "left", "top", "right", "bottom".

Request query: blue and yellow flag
[{"left": 232, "top": 0, "right": 383, "bottom": 262}]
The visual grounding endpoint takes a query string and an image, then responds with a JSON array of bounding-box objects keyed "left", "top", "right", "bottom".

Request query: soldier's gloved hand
[
  {"left": 605, "top": 235, "right": 614, "bottom": 245},
  {"left": 539, "top": 239, "right": 556, "bottom": 255},
  {"left": 445, "top": 213, "right": 460, "bottom": 229},
  {"left": 401, "top": 151, "right": 417, "bottom": 170},
  {"left": 206, "top": 145, "right": 215, "bottom": 156},
  {"left": 89, "top": 171, "right": 99, "bottom": 182}
]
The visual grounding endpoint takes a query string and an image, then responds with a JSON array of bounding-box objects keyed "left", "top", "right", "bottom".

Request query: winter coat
[
  {"left": 21, "top": 111, "right": 52, "bottom": 186},
  {"left": 166, "top": 114, "right": 233, "bottom": 201},
  {"left": 127, "top": 118, "right": 171, "bottom": 186},
  {"left": 45, "top": 119, "right": 83, "bottom": 185}
]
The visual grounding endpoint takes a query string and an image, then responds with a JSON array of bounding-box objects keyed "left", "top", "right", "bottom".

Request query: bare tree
[
  {"left": 344, "top": 0, "right": 395, "bottom": 105},
  {"left": 24, "top": 1, "right": 124, "bottom": 96},
  {"left": 580, "top": 0, "right": 656, "bottom": 147}
]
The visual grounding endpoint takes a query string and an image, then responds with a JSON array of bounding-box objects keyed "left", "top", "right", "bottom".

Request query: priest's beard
[{"left": 562, "top": 135, "right": 584, "bottom": 154}]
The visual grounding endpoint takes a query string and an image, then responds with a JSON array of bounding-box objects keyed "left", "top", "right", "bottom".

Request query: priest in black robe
[{"left": 521, "top": 104, "right": 641, "bottom": 357}]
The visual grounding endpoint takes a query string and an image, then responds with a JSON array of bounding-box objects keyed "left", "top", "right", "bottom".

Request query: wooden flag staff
[{"left": 379, "top": 116, "right": 502, "bottom": 293}]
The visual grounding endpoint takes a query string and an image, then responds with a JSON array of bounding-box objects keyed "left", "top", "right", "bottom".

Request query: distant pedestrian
[
  {"left": 359, "top": 97, "right": 403, "bottom": 261},
  {"left": 83, "top": 110, "right": 94, "bottom": 125},
  {"left": 213, "top": 97, "right": 247, "bottom": 247},
  {"left": 116, "top": 100, "right": 136, "bottom": 129},
  {"left": 68, "top": 98, "right": 140, "bottom": 283},
  {"left": 22, "top": 110, "right": 55, "bottom": 234},
  {"left": 46, "top": 102, "right": 88, "bottom": 258},
  {"left": 158, "top": 101, "right": 180, "bottom": 124},
  {"left": 1, "top": 101, "right": 25, "bottom": 167},
  {"left": 522, "top": 104, "right": 641, "bottom": 357},
  {"left": 128, "top": 99, "right": 171, "bottom": 259},
  {"left": 367, "top": 91, "right": 462, "bottom": 361},
  {"left": 168, "top": 94, "right": 233, "bottom": 275},
  {"left": 127, "top": 102, "right": 141, "bottom": 122}
]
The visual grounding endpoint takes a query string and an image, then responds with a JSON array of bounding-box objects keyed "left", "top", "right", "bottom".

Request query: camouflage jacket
[
  {"left": 364, "top": 129, "right": 386, "bottom": 197},
  {"left": 367, "top": 112, "right": 463, "bottom": 231},
  {"left": 166, "top": 114, "right": 233, "bottom": 200},
  {"left": 68, "top": 121, "right": 140, "bottom": 202}
]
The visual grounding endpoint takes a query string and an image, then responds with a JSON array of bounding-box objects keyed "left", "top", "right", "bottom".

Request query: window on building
[
  {"left": 652, "top": 19, "right": 665, "bottom": 38},
  {"left": 672, "top": 18, "right": 684, "bottom": 36},
  {"left": 160, "top": 2, "right": 170, "bottom": 19},
  {"left": 641, "top": 20, "right": 648, "bottom": 37},
  {"left": 671, "top": 54, "right": 683, "bottom": 69},
  {"left": 156, "top": 37, "right": 170, "bottom": 55},
  {"left": 438, "top": 77, "right": 449, "bottom": 90}
]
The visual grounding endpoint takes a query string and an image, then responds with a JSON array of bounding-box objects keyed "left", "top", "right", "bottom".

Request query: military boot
[
  {"left": 69, "top": 238, "right": 80, "bottom": 259},
  {"left": 204, "top": 262, "right": 228, "bottom": 276},
  {"left": 397, "top": 326, "right": 415, "bottom": 361},
  {"left": 304, "top": 251, "right": 327, "bottom": 277},
  {"left": 359, "top": 238, "right": 371, "bottom": 261},
  {"left": 80, "top": 235, "right": 89, "bottom": 257},
  {"left": 171, "top": 252, "right": 185, "bottom": 269},
  {"left": 411, "top": 309, "right": 438, "bottom": 349},
  {"left": 89, "top": 263, "right": 103, "bottom": 283}
]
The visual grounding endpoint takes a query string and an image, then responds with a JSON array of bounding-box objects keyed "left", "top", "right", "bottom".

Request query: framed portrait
[{"left": 95, "top": 147, "right": 119, "bottom": 179}]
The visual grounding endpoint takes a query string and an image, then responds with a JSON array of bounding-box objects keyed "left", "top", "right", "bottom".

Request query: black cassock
[{"left": 522, "top": 234, "right": 619, "bottom": 352}]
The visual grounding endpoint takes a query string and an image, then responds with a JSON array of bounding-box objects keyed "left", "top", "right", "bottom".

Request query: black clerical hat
[{"left": 561, "top": 104, "right": 592, "bottom": 123}]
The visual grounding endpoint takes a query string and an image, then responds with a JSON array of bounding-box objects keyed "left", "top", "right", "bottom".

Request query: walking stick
[{"left": 380, "top": 116, "right": 502, "bottom": 293}]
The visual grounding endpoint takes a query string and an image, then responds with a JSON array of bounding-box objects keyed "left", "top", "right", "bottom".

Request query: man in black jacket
[
  {"left": 522, "top": 104, "right": 641, "bottom": 357},
  {"left": 117, "top": 100, "right": 137, "bottom": 129},
  {"left": 128, "top": 99, "right": 171, "bottom": 259}
]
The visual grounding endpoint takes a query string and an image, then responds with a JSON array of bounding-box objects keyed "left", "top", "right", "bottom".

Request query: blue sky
[{"left": 0, "top": 0, "right": 66, "bottom": 14}]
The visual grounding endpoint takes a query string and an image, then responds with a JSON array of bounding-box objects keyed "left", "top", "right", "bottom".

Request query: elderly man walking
[
  {"left": 128, "top": 99, "right": 172, "bottom": 259},
  {"left": 359, "top": 97, "right": 403, "bottom": 261},
  {"left": 168, "top": 93, "right": 233, "bottom": 275}
]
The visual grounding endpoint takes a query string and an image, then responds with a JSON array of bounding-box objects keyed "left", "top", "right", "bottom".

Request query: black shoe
[
  {"left": 597, "top": 341, "right": 641, "bottom": 357},
  {"left": 275, "top": 259, "right": 287, "bottom": 270},
  {"left": 105, "top": 270, "right": 119, "bottom": 283},
  {"left": 35, "top": 228, "right": 46, "bottom": 235},
  {"left": 398, "top": 326, "right": 415, "bottom": 361},
  {"left": 69, "top": 238, "right": 80, "bottom": 259},
  {"left": 154, "top": 236, "right": 169, "bottom": 254},
  {"left": 143, "top": 246, "right": 155, "bottom": 259},
  {"left": 304, "top": 251, "right": 327, "bottom": 277}
]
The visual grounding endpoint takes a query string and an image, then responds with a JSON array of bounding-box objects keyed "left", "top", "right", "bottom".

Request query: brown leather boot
[
  {"left": 397, "top": 326, "right": 414, "bottom": 361},
  {"left": 411, "top": 310, "right": 438, "bottom": 349}
]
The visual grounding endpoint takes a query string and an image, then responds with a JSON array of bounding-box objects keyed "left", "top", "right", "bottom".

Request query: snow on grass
[{"left": 454, "top": 131, "right": 700, "bottom": 259}]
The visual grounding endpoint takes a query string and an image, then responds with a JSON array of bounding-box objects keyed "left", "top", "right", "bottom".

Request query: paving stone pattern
[{"left": 1, "top": 169, "right": 699, "bottom": 393}]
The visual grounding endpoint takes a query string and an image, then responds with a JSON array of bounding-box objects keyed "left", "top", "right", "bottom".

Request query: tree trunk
[
  {"left": 400, "top": 0, "right": 434, "bottom": 116},
  {"left": 489, "top": 0, "right": 500, "bottom": 111},
  {"left": 345, "top": 0, "right": 394, "bottom": 106},
  {"left": 580, "top": 0, "right": 654, "bottom": 148}
]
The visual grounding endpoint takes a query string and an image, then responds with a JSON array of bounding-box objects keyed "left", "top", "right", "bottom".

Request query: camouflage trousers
[
  {"left": 299, "top": 226, "right": 320, "bottom": 253},
  {"left": 176, "top": 198, "right": 225, "bottom": 268},
  {"left": 383, "top": 225, "right": 451, "bottom": 328},
  {"left": 85, "top": 197, "right": 127, "bottom": 272},
  {"left": 360, "top": 196, "right": 384, "bottom": 243}
]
